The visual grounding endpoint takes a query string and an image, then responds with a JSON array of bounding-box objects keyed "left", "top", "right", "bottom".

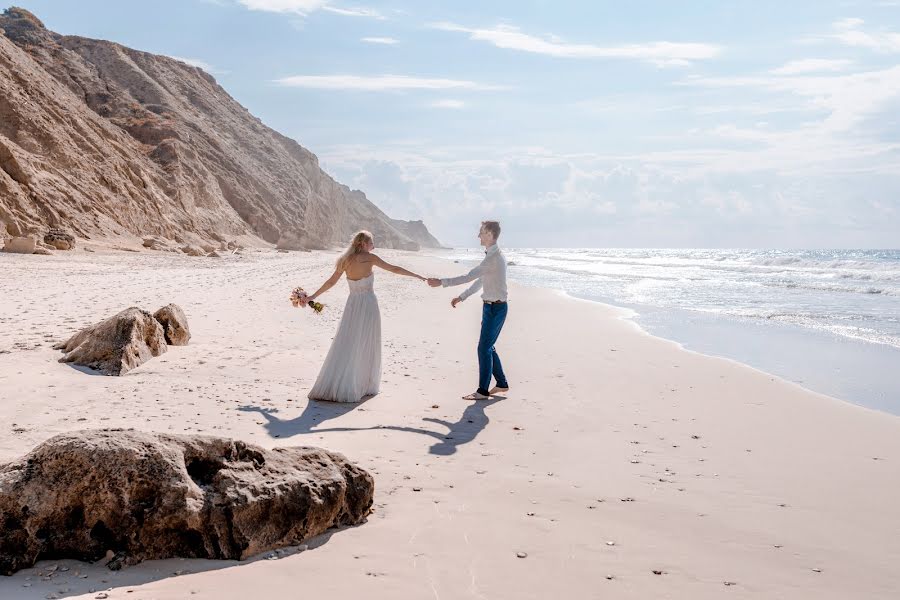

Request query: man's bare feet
[
  {"left": 489, "top": 386, "right": 509, "bottom": 395},
  {"left": 462, "top": 391, "right": 490, "bottom": 400}
]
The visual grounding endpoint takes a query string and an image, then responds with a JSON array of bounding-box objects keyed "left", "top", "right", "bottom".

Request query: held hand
[
  {"left": 451, "top": 297, "right": 462, "bottom": 308},
  {"left": 427, "top": 278, "right": 442, "bottom": 288}
]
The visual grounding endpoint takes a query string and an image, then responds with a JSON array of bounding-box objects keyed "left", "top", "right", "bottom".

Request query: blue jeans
[{"left": 477, "top": 302, "right": 509, "bottom": 395}]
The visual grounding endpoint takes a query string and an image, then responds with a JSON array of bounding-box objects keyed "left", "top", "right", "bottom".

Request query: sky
[{"left": 7, "top": 1, "right": 900, "bottom": 248}]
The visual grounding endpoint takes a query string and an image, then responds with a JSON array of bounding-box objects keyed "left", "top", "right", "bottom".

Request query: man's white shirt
[{"left": 441, "top": 244, "right": 508, "bottom": 302}]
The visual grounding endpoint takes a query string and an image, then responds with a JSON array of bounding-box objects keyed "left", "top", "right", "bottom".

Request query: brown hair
[
  {"left": 481, "top": 220, "right": 501, "bottom": 240},
  {"left": 336, "top": 230, "right": 373, "bottom": 271}
]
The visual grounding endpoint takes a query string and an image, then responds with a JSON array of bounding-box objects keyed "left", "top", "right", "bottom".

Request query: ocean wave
[{"left": 760, "top": 280, "right": 897, "bottom": 296}]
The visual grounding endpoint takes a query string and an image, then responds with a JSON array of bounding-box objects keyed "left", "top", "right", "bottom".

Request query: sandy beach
[{"left": 1, "top": 247, "right": 899, "bottom": 600}]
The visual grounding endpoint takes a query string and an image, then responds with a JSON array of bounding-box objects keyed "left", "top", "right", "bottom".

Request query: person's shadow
[{"left": 238, "top": 397, "right": 503, "bottom": 456}]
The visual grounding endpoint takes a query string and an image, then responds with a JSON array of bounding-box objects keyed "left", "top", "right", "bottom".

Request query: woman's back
[{"left": 344, "top": 253, "right": 376, "bottom": 281}]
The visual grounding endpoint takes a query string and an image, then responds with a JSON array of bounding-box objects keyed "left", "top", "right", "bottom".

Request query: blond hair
[{"left": 336, "top": 230, "right": 373, "bottom": 271}]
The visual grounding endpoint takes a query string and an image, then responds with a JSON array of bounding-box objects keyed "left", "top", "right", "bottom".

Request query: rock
[
  {"left": 200, "top": 243, "right": 216, "bottom": 253},
  {"left": 1, "top": 236, "right": 35, "bottom": 254},
  {"left": 180, "top": 245, "right": 204, "bottom": 257},
  {"left": 142, "top": 236, "right": 169, "bottom": 250},
  {"left": 0, "top": 429, "right": 374, "bottom": 575},
  {"left": 54, "top": 307, "right": 167, "bottom": 375},
  {"left": 32, "top": 247, "right": 53, "bottom": 255},
  {"left": 153, "top": 304, "right": 191, "bottom": 346},
  {"left": 44, "top": 228, "right": 75, "bottom": 250},
  {"left": 206, "top": 251, "right": 221, "bottom": 258}
]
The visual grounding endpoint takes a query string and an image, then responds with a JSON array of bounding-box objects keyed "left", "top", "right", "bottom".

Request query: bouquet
[{"left": 290, "top": 287, "right": 325, "bottom": 313}]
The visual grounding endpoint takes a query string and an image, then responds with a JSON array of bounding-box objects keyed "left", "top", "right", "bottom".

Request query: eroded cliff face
[{"left": 0, "top": 7, "right": 439, "bottom": 250}]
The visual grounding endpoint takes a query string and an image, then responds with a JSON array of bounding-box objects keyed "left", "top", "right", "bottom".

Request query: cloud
[
  {"left": 361, "top": 36, "right": 399, "bottom": 45},
  {"left": 322, "top": 5, "right": 384, "bottom": 19},
  {"left": 237, "top": 0, "right": 327, "bottom": 14},
  {"left": 680, "top": 65, "right": 900, "bottom": 132},
  {"left": 428, "top": 22, "right": 721, "bottom": 66},
  {"left": 770, "top": 58, "right": 853, "bottom": 75},
  {"left": 319, "top": 140, "right": 900, "bottom": 247},
  {"left": 273, "top": 74, "right": 506, "bottom": 91},
  {"left": 236, "top": 0, "right": 383, "bottom": 19},
  {"left": 167, "top": 56, "right": 227, "bottom": 74},
  {"left": 430, "top": 99, "right": 466, "bottom": 109},
  {"left": 828, "top": 18, "right": 900, "bottom": 52}
]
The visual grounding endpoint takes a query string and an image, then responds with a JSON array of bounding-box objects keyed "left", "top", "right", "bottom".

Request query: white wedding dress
[{"left": 308, "top": 273, "right": 382, "bottom": 402}]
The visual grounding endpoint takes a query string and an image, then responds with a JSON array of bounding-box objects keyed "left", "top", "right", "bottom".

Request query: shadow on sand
[
  {"left": 0, "top": 530, "right": 340, "bottom": 600},
  {"left": 238, "top": 396, "right": 504, "bottom": 456}
]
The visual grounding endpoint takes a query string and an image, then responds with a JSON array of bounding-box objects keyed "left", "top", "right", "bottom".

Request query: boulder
[
  {"left": 181, "top": 245, "right": 204, "bottom": 257},
  {"left": 207, "top": 251, "right": 221, "bottom": 258},
  {"left": 0, "top": 429, "right": 374, "bottom": 575},
  {"left": 1, "top": 236, "right": 35, "bottom": 254},
  {"left": 153, "top": 303, "right": 191, "bottom": 346},
  {"left": 54, "top": 307, "right": 167, "bottom": 375},
  {"left": 142, "top": 236, "right": 170, "bottom": 250},
  {"left": 44, "top": 227, "right": 75, "bottom": 250}
]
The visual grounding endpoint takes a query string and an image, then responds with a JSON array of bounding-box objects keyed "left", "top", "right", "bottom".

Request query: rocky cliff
[{"left": 0, "top": 7, "right": 440, "bottom": 250}]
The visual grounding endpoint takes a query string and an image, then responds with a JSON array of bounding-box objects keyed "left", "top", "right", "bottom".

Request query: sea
[{"left": 439, "top": 248, "right": 900, "bottom": 416}]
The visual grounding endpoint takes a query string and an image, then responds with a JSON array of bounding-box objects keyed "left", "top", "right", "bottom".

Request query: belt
[{"left": 483, "top": 300, "right": 507, "bottom": 305}]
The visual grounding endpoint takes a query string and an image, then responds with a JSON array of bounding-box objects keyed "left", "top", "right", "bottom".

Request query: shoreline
[
  {"left": 1, "top": 248, "right": 899, "bottom": 599},
  {"left": 557, "top": 288, "right": 900, "bottom": 419}
]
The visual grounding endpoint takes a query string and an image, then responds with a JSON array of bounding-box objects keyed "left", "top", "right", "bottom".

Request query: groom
[{"left": 428, "top": 221, "right": 509, "bottom": 400}]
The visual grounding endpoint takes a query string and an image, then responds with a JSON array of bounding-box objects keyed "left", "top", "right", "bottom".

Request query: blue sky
[{"left": 9, "top": 1, "right": 900, "bottom": 247}]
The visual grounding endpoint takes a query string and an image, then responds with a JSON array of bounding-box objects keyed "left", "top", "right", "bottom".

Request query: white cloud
[
  {"left": 770, "top": 58, "right": 853, "bottom": 75},
  {"left": 322, "top": 5, "right": 384, "bottom": 19},
  {"left": 318, "top": 139, "right": 900, "bottom": 247},
  {"left": 237, "top": 0, "right": 383, "bottom": 19},
  {"left": 273, "top": 74, "right": 506, "bottom": 91},
  {"left": 167, "top": 56, "right": 227, "bottom": 74},
  {"left": 237, "top": 0, "right": 327, "bottom": 14},
  {"left": 680, "top": 65, "right": 900, "bottom": 132},
  {"left": 829, "top": 18, "right": 900, "bottom": 52},
  {"left": 429, "top": 22, "right": 721, "bottom": 66},
  {"left": 361, "top": 36, "right": 399, "bottom": 45},
  {"left": 430, "top": 99, "right": 466, "bottom": 109},
  {"left": 834, "top": 18, "right": 865, "bottom": 31}
]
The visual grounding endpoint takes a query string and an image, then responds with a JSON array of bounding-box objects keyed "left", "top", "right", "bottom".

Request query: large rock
[
  {"left": 180, "top": 245, "right": 205, "bottom": 257},
  {"left": 153, "top": 303, "right": 191, "bottom": 346},
  {"left": 54, "top": 307, "right": 167, "bottom": 375},
  {"left": 1, "top": 235, "right": 35, "bottom": 254},
  {"left": 0, "top": 429, "right": 374, "bottom": 575},
  {"left": 44, "top": 227, "right": 75, "bottom": 250}
]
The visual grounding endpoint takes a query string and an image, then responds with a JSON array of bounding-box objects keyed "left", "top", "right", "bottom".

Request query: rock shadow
[{"left": 0, "top": 530, "right": 337, "bottom": 599}]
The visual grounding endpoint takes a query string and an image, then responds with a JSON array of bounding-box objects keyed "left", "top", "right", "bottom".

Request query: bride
[{"left": 300, "top": 230, "right": 426, "bottom": 403}]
